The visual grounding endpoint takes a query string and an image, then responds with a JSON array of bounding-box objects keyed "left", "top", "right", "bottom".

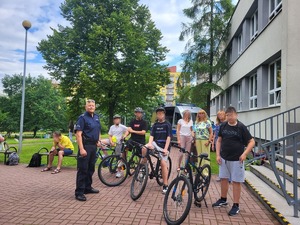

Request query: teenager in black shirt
[
  {"left": 142, "top": 107, "right": 171, "bottom": 194},
  {"left": 213, "top": 107, "right": 255, "bottom": 216}
]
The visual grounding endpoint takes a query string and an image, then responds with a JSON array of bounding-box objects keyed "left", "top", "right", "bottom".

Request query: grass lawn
[{"left": 1, "top": 133, "right": 219, "bottom": 174}]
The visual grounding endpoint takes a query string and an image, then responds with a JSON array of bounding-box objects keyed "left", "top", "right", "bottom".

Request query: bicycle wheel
[
  {"left": 127, "top": 153, "right": 140, "bottom": 176},
  {"left": 156, "top": 156, "right": 172, "bottom": 186},
  {"left": 130, "top": 163, "right": 149, "bottom": 201},
  {"left": 98, "top": 155, "right": 128, "bottom": 187},
  {"left": 194, "top": 164, "right": 211, "bottom": 202},
  {"left": 163, "top": 175, "right": 192, "bottom": 225}
]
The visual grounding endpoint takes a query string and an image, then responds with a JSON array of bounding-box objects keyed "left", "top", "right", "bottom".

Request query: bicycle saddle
[{"left": 199, "top": 153, "right": 208, "bottom": 158}]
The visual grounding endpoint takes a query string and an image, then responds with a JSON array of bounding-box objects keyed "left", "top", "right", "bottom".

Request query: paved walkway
[{"left": 0, "top": 150, "right": 279, "bottom": 225}]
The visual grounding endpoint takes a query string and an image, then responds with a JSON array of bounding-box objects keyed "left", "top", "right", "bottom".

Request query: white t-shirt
[
  {"left": 178, "top": 119, "right": 193, "bottom": 136},
  {"left": 108, "top": 124, "right": 127, "bottom": 143}
]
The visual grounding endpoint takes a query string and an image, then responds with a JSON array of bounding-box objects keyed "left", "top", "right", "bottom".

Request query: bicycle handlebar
[{"left": 173, "top": 143, "right": 209, "bottom": 161}]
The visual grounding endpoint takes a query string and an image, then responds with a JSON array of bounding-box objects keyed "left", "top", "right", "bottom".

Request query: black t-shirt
[
  {"left": 129, "top": 118, "right": 148, "bottom": 144},
  {"left": 151, "top": 121, "right": 172, "bottom": 149},
  {"left": 218, "top": 121, "right": 252, "bottom": 161}
]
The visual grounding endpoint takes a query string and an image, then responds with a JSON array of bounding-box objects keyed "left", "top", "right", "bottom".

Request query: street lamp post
[{"left": 18, "top": 20, "right": 31, "bottom": 153}]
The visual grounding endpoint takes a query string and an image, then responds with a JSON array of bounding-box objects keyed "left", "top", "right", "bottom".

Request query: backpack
[
  {"left": 27, "top": 153, "right": 41, "bottom": 167},
  {"left": 6, "top": 152, "right": 19, "bottom": 166}
]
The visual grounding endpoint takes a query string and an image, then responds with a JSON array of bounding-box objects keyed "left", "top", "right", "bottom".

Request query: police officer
[{"left": 75, "top": 99, "right": 101, "bottom": 201}]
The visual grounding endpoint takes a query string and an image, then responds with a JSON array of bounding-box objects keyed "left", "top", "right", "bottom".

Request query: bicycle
[
  {"left": 163, "top": 144, "right": 211, "bottom": 225},
  {"left": 95, "top": 142, "right": 115, "bottom": 163},
  {"left": 97, "top": 139, "right": 140, "bottom": 187},
  {"left": 130, "top": 141, "right": 172, "bottom": 201}
]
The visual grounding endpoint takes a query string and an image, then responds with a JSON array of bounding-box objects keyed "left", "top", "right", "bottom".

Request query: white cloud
[{"left": 0, "top": 0, "right": 192, "bottom": 84}]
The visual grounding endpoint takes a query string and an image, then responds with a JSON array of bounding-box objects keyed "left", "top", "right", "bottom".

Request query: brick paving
[{"left": 0, "top": 149, "right": 280, "bottom": 225}]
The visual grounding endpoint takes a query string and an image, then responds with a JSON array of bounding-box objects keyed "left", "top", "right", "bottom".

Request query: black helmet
[
  {"left": 156, "top": 107, "right": 165, "bottom": 113},
  {"left": 134, "top": 107, "right": 143, "bottom": 113},
  {"left": 113, "top": 114, "right": 121, "bottom": 119}
]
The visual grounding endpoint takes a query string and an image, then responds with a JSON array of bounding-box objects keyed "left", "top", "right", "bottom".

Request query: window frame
[
  {"left": 237, "top": 83, "right": 242, "bottom": 111},
  {"left": 250, "top": 10, "right": 258, "bottom": 40},
  {"left": 237, "top": 33, "right": 243, "bottom": 56},
  {"left": 268, "top": 58, "right": 281, "bottom": 106},
  {"left": 269, "top": 0, "right": 282, "bottom": 19},
  {"left": 249, "top": 74, "right": 258, "bottom": 109}
]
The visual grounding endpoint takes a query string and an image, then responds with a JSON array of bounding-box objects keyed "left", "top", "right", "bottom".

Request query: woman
[
  {"left": 212, "top": 110, "right": 226, "bottom": 151},
  {"left": 212, "top": 110, "right": 226, "bottom": 181},
  {"left": 177, "top": 110, "right": 194, "bottom": 169},
  {"left": 194, "top": 110, "right": 213, "bottom": 166}
]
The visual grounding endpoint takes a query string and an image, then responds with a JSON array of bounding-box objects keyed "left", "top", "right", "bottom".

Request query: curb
[{"left": 245, "top": 178, "right": 291, "bottom": 225}]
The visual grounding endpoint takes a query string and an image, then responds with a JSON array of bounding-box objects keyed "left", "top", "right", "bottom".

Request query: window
[
  {"left": 269, "top": 59, "right": 281, "bottom": 106},
  {"left": 227, "top": 89, "right": 232, "bottom": 107},
  {"left": 237, "top": 33, "right": 243, "bottom": 56},
  {"left": 174, "top": 112, "right": 182, "bottom": 125},
  {"left": 227, "top": 47, "right": 232, "bottom": 65},
  {"left": 249, "top": 74, "right": 258, "bottom": 109},
  {"left": 269, "top": 0, "right": 282, "bottom": 19},
  {"left": 251, "top": 10, "right": 258, "bottom": 40},
  {"left": 237, "top": 83, "right": 242, "bottom": 111}
]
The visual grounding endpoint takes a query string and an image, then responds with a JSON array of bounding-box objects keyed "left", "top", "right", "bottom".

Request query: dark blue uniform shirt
[{"left": 75, "top": 112, "right": 101, "bottom": 143}]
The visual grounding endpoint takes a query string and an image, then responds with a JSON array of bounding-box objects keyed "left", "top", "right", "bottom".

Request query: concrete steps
[
  {"left": 245, "top": 171, "right": 299, "bottom": 225},
  {"left": 245, "top": 162, "right": 300, "bottom": 225}
]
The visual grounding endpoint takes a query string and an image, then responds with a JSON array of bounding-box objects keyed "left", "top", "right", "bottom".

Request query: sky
[{"left": 0, "top": 0, "right": 194, "bottom": 86}]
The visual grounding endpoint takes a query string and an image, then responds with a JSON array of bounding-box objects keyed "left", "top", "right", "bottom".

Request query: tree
[
  {"left": 0, "top": 74, "right": 68, "bottom": 133},
  {"left": 37, "top": 0, "right": 170, "bottom": 126},
  {"left": 179, "top": 0, "right": 234, "bottom": 114}
]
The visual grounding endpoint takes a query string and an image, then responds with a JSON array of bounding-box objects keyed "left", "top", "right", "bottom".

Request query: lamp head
[{"left": 22, "top": 20, "right": 31, "bottom": 30}]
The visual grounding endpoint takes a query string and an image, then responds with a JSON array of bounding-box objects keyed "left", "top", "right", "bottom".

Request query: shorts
[
  {"left": 145, "top": 142, "right": 169, "bottom": 162},
  {"left": 56, "top": 148, "right": 73, "bottom": 156},
  {"left": 219, "top": 158, "right": 245, "bottom": 183}
]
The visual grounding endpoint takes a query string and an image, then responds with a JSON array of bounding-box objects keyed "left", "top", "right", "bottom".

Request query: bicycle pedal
[{"left": 194, "top": 201, "right": 201, "bottom": 208}]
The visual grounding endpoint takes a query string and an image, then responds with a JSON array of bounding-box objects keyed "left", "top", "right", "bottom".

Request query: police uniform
[{"left": 75, "top": 111, "right": 101, "bottom": 197}]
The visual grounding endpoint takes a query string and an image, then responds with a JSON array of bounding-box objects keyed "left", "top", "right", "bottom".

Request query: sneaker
[
  {"left": 116, "top": 171, "right": 122, "bottom": 178},
  {"left": 228, "top": 205, "right": 240, "bottom": 216},
  {"left": 212, "top": 199, "right": 228, "bottom": 207},
  {"left": 162, "top": 185, "right": 168, "bottom": 195},
  {"left": 216, "top": 176, "right": 221, "bottom": 182}
]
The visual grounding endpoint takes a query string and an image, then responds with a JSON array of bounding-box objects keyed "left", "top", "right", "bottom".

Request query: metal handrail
[
  {"left": 247, "top": 106, "right": 300, "bottom": 151},
  {"left": 261, "top": 131, "right": 300, "bottom": 217}
]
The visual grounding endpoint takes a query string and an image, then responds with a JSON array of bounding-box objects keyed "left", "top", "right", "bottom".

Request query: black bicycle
[
  {"left": 97, "top": 139, "right": 140, "bottom": 187},
  {"left": 163, "top": 144, "right": 211, "bottom": 225},
  {"left": 130, "top": 142, "right": 172, "bottom": 201}
]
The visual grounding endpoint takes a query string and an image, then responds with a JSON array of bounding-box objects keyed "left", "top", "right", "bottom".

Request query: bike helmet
[
  {"left": 134, "top": 107, "right": 143, "bottom": 113},
  {"left": 113, "top": 114, "right": 121, "bottom": 119},
  {"left": 156, "top": 107, "right": 166, "bottom": 113}
]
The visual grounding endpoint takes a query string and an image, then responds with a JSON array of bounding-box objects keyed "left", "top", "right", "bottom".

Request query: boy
[
  {"left": 41, "top": 131, "right": 74, "bottom": 174},
  {"left": 142, "top": 107, "right": 172, "bottom": 194},
  {"left": 213, "top": 106, "right": 255, "bottom": 216}
]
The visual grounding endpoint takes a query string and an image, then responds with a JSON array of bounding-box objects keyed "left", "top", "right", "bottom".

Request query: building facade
[
  {"left": 210, "top": 0, "right": 300, "bottom": 125},
  {"left": 160, "top": 66, "right": 181, "bottom": 106}
]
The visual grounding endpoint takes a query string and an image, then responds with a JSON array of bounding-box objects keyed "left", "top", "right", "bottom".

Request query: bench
[
  {"left": 0, "top": 146, "right": 18, "bottom": 165},
  {"left": 37, "top": 147, "right": 77, "bottom": 165}
]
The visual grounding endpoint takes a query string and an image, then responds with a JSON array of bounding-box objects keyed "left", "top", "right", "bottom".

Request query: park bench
[
  {"left": 37, "top": 147, "right": 77, "bottom": 165},
  {"left": 0, "top": 146, "right": 18, "bottom": 165}
]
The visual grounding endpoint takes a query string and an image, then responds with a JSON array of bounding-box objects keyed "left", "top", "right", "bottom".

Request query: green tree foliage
[
  {"left": 179, "top": 0, "right": 234, "bottom": 114},
  {"left": 37, "top": 0, "right": 170, "bottom": 125},
  {"left": 0, "top": 74, "right": 68, "bottom": 133}
]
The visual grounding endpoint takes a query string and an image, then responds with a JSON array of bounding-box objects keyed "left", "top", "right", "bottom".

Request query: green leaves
[
  {"left": 179, "top": 0, "right": 234, "bottom": 114},
  {"left": 38, "top": 0, "right": 169, "bottom": 125},
  {"left": 0, "top": 74, "right": 68, "bottom": 132}
]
